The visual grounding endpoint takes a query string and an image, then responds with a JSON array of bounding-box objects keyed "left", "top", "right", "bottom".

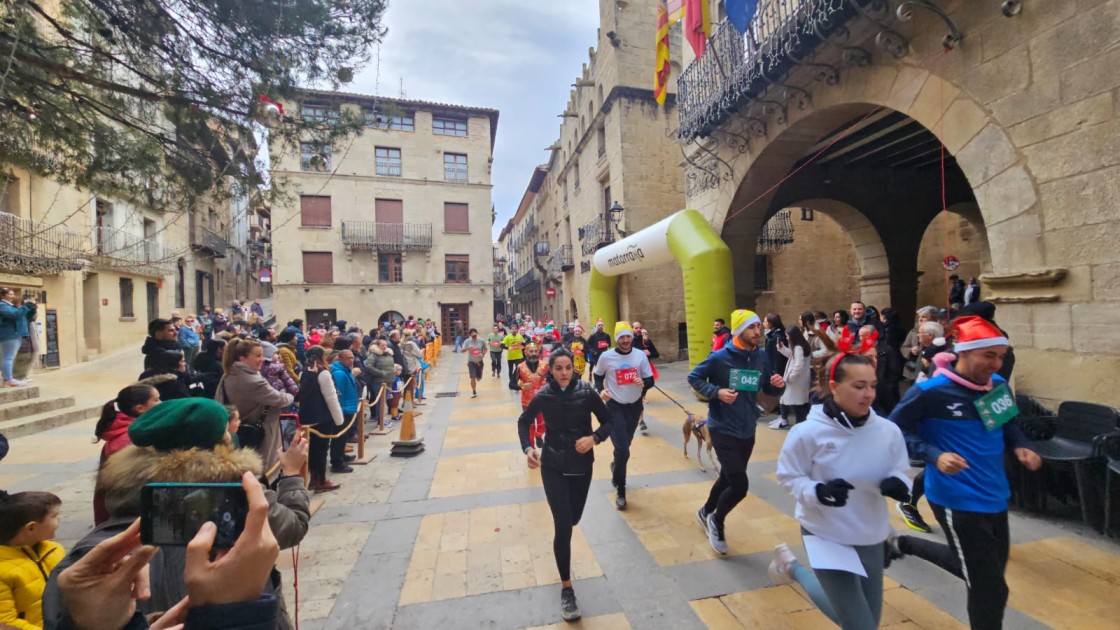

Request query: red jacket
[
  {"left": 712, "top": 327, "right": 732, "bottom": 351},
  {"left": 93, "top": 413, "right": 136, "bottom": 524}
]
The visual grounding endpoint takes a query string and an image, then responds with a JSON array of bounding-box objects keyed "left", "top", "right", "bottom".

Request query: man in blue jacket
[
  {"left": 689, "top": 309, "right": 784, "bottom": 555},
  {"left": 329, "top": 349, "right": 360, "bottom": 474},
  {"left": 889, "top": 315, "right": 1041, "bottom": 630}
]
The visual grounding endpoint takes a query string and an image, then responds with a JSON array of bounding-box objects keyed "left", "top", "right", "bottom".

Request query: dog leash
[{"left": 653, "top": 385, "right": 694, "bottom": 416}]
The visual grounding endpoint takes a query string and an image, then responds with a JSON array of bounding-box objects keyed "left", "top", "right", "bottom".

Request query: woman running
[
  {"left": 518, "top": 348, "right": 611, "bottom": 622},
  {"left": 771, "top": 352, "right": 912, "bottom": 630}
]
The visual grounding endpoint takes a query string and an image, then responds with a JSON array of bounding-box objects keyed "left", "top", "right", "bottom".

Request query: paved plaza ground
[{"left": 6, "top": 348, "right": 1120, "bottom": 629}]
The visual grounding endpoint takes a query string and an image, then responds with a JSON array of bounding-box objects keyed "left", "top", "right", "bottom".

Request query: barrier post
[
  {"left": 299, "top": 426, "right": 311, "bottom": 485},
  {"left": 370, "top": 384, "right": 392, "bottom": 436}
]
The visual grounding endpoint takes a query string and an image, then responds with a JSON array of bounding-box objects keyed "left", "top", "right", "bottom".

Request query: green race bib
[
  {"left": 974, "top": 384, "right": 1019, "bottom": 431},
  {"left": 729, "top": 368, "right": 761, "bottom": 392}
]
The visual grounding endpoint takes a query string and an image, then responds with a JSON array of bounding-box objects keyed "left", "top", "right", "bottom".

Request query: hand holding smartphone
[{"left": 140, "top": 483, "right": 249, "bottom": 549}]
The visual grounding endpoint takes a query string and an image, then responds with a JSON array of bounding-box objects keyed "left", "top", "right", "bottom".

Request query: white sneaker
[
  {"left": 768, "top": 418, "right": 789, "bottom": 430},
  {"left": 705, "top": 514, "right": 728, "bottom": 555},
  {"left": 768, "top": 543, "right": 797, "bottom": 585}
]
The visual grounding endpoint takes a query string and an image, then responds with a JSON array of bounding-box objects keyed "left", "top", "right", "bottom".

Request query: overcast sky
[{"left": 343, "top": 0, "right": 602, "bottom": 241}]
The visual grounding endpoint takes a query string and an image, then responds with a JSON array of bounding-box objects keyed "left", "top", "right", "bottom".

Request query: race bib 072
[{"left": 616, "top": 367, "right": 639, "bottom": 385}]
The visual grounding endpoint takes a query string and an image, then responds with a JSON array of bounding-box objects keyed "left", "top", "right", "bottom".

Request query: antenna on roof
[{"left": 399, "top": 77, "right": 405, "bottom": 99}]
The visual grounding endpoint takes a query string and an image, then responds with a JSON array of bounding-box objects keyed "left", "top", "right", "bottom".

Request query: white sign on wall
[{"left": 591, "top": 215, "right": 675, "bottom": 277}]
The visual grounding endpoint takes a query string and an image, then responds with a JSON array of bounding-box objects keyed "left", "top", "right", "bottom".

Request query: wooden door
[{"left": 441, "top": 304, "right": 468, "bottom": 338}]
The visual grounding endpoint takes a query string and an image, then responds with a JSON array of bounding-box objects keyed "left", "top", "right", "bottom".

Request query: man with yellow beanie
[
  {"left": 593, "top": 321, "right": 655, "bottom": 510},
  {"left": 688, "top": 309, "right": 785, "bottom": 554}
]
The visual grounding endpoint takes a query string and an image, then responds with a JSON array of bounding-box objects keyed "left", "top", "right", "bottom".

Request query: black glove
[
  {"left": 815, "top": 478, "right": 855, "bottom": 507},
  {"left": 880, "top": 476, "right": 911, "bottom": 503}
]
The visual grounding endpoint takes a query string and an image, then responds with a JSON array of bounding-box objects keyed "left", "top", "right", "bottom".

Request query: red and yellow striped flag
[{"left": 654, "top": 0, "right": 672, "bottom": 105}]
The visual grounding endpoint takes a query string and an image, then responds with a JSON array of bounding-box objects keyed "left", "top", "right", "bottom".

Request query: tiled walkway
[{"left": 7, "top": 349, "right": 1120, "bottom": 628}]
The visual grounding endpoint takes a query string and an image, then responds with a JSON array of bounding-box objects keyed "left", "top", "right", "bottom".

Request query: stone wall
[{"left": 915, "top": 208, "right": 990, "bottom": 310}]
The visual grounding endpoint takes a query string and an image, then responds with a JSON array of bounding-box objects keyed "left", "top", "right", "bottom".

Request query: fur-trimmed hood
[
  {"left": 97, "top": 443, "right": 263, "bottom": 519},
  {"left": 136, "top": 372, "right": 178, "bottom": 387}
]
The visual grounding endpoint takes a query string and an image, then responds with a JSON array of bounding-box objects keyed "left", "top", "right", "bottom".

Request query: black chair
[
  {"left": 1102, "top": 431, "right": 1120, "bottom": 538},
  {"left": 1030, "top": 402, "right": 1120, "bottom": 529},
  {"left": 1011, "top": 395, "right": 1056, "bottom": 510}
]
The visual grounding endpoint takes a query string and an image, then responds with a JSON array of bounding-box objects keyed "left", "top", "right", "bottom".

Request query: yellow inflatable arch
[{"left": 589, "top": 209, "right": 734, "bottom": 368}]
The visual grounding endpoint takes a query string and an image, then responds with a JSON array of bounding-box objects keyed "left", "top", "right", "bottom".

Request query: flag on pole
[
  {"left": 725, "top": 0, "right": 760, "bottom": 34},
  {"left": 684, "top": 0, "right": 712, "bottom": 59},
  {"left": 667, "top": 0, "right": 685, "bottom": 23},
  {"left": 654, "top": 0, "right": 672, "bottom": 105}
]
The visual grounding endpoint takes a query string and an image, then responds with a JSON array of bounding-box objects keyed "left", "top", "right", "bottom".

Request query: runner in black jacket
[{"left": 518, "top": 348, "right": 611, "bottom": 623}]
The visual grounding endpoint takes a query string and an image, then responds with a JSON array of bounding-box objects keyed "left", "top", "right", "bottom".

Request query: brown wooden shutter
[
  {"left": 300, "top": 195, "right": 331, "bottom": 227},
  {"left": 444, "top": 203, "right": 469, "bottom": 233},
  {"left": 375, "top": 198, "right": 403, "bottom": 224},
  {"left": 302, "top": 252, "right": 334, "bottom": 283}
]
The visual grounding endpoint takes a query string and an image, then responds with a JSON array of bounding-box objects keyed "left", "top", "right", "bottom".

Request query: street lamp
[{"left": 607, "top": 201, "right": 625, "bottom": 240}]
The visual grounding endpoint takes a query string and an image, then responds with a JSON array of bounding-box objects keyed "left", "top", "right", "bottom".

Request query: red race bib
[
  {"left": 490, "top": 341, "right": 501, "bottom": 348},
  {"left": 470, "top": 347, "right": 481, "bottom": 356},
  {"left": 597, "top": 341, "right": 609, "bottom": 349},
  {"left": 616, "top": 367, "right": 639, "bottom": 385}
]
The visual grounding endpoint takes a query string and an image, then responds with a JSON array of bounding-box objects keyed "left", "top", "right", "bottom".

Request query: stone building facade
[
  {"left": 271, "top": 92, "right": 498, "bottom": 334},
  {"left": 673, "top": 0, "right": 1120, "bottom": 406},
  {"left": 505, "top": 0, "right": 687, "bottom": 355},
  {"left": 0, "top": 166, "right": 254, "bottom": 368}
]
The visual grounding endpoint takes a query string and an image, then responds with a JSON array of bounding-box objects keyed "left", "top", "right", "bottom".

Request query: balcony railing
[
  {"left": 192, "top": 226, "right": 228, "bottom": 257},
  {"left": 548, "top": 245, "right": 574, "bottom": 276},
  {"left": 578, "top": 215, "right": 612, "bottom": 256},
  {"left": 341, "top": 221, "right": 433, "bottom": 251},
  {"left": 92, "top": 227, "right": 171, "bottom": 274},
  {"left": 676, "top": 1, "right": 853, "bottom": 141},
  {"left": 514, "top": 269, "right": 539, "bottom": 292},
  {"left": 0, "top": 211, "right": 86, "bottom": 275}
]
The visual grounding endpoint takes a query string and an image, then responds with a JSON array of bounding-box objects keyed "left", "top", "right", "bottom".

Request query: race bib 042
[
  {"left": 729, "top": 368, "right": 761, "bottom": 392},
  {"left": 974, "top": 384, "right": 1019, "bottom": 431}
]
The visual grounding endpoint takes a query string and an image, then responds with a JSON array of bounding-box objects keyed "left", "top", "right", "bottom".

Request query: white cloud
[{"left": 342, "top": 0, "right": 602, "bottom": 239}]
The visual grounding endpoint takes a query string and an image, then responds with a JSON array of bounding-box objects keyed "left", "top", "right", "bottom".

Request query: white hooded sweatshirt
[{"left": 776, "top": 403, "right": 911, "bottom": 546}]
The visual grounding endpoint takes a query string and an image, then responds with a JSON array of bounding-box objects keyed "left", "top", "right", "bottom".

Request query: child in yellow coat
[{"left": 0, "top": 491, "right": 64, "bottom": 629}]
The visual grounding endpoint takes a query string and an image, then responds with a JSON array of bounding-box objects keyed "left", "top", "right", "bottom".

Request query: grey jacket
[{"left": 216, "top": 361, "right": 295, "bottom": 473}]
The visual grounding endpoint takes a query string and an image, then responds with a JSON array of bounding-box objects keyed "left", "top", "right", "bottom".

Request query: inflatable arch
[{"left": 589, "top": 209, "right": 734, "bottom": 368}]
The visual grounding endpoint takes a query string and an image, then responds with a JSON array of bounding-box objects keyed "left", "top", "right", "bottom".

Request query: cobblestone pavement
[{"left": 5, "top": 349, "right": 1120, "bottom": 629}]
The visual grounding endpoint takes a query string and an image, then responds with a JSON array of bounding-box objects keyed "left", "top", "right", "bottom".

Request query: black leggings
[
  {"left": 910, "top": 469, "right": 926, "bottom": 505},
  {"left": 541, "top": 467, "right": 593, "bottom": 582},
  {"left": 704, "top": 431, "right": 757, "bottom": 526},
  {"left": 507, "top": 358, "right": 523, "bottom": 390},
  {"left": 898, "top": 504, "right": 1010, "bottom": 630}
]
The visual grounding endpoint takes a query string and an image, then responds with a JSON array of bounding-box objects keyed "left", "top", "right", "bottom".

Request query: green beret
[{"left": 128, "top": 398, "right": 230, "bottom": 451}]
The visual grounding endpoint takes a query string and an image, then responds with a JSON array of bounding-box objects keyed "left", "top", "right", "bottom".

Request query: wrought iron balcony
[
  {"left": 676, "top": 1, "right": 860, "bottom": 141},
  {"left": 578, "top": 215, "right": 612, "bottom": 256},
  {"left": 0, "top": 211, "right": 86, "bottom": 275},
  {"left": 514, "top": 269, "right": 539, "bottom": 292},
  {"left": 92, "top": 227, "right": 172, "bottom": 274},
  {"left": 340, "top": 221, "right": 433, "bottom": 251},
  {"left": 548, "top": 245, "right": 574, "bottom": 276},
  {"left": 192, "top": 226, "right": 228, "bottom": 257}
]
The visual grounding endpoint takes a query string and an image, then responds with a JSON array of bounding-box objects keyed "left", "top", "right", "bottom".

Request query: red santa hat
[{"left": 950, "top": 315, "right": 1009, "bottom": 352}]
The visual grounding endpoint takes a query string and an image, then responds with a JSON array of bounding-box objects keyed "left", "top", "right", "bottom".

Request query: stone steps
[
  {"left": 0, "top": 386, "right": 40, "bottom": 405},
  {"left": 0, "top": 403, "right": 103, "bottom": 439},
  {"left": 0, "top": 396, "right": 75, "bottom": 423}
]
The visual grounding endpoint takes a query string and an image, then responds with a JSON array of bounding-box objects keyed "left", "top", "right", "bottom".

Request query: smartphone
[
  {"left": 280, "top": 414, "right": 300, "bottom": 451},
  {"left": 140, "top": 482, "right": 248, "bottom": 548}
]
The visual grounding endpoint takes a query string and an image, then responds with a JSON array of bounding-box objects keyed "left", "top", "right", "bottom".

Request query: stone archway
[
  {"left": 792, "top": 199, "right": 891, "bottom": 306},
  {"left": 915, "top": 202, "right": 993, "bottom": 309}
]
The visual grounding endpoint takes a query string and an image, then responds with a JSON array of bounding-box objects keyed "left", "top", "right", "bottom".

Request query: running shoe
[
  {"left": 705, "top": 514, "right": 728, "bottom": 555},
  {"left": 696, "top": 506, "right": 710, "bottom": 529},
  {"left": 884, "top": 533, "right": 904, "bottom": 568},
  {"left": 639, "top": 419, "right": 648, "bottom": 432},
  {"left": 896, "top": 502, "right": 933, "bottom": 533},
  {"left": 560, "top": 587, "right": 581, "bottom": 622},
  {"left": 767, "top": 543, "right": 797, "bottom": 585},
  {"left": 768, "top": 418, "right": 789, "bottom": 430},
  {"left": 615, "top": 490, "right": 627, "bottom": 511},
  {"left": 471, "top": 392, "right": 477, "bottom": 398}
]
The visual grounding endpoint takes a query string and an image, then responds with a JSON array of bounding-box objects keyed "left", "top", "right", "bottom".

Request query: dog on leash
[{"left": 682, "top": 412, "right": 719, "bottom": 473}]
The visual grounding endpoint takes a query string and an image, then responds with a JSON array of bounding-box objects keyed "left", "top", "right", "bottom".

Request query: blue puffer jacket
[
  {"left": 688, "top": 341, "right": 784, "bottom": 439},
  {"left": 0, "top": 301, "right": 35, "bottom": 341},
  {"left": 330, "top": 361, "right": 359, "bottom": 414},
  {"left": 177, "top": 325, "right": 200, "bottom": 349}
]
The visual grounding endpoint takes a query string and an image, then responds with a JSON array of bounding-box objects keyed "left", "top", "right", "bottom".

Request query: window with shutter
[
  {"left": 300, "top": 195, "right": 331, "bottom": 227},
  {"left": 378, "top": 253, "right": 403, "bottom": 283},
  {"left": 302, "top": 252, "right": 334, "bottom": 284},
  {"left": 445, "top": 254, "right": 469, "bottom": 283},
  {"left": 375, "top": 199, "right": 403, "bottom": 224},
  {"left": 443, "top": 203, "right": 469, "bottom": 233}
]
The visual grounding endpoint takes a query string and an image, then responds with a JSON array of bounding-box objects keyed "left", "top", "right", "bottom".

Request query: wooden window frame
[
  {"left": 375, "top": 147, "right": 402, "bottom": 177},
  {"left": 443, "top": 153, "right": 468, "bottom": 182},
  {"left": 432, "top": 116, "right": 468, "bottom": 137},
  {"left": 378, "top": 253, "right": 403, "bottom": 284},
  {"left": 302, "top": 251, "right": 334, "bottom": 284},
  {"left": 445, "top": 254, "right": 470, "bottom": 284}
]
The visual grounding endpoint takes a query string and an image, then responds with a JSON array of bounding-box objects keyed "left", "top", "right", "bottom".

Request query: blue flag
[{"left": 726, "top": 0, "right": 759, "bottom": 34}]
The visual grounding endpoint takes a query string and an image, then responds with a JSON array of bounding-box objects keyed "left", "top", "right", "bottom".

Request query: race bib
[
  {"left": 511, "top": 344, "right": 523, "bottom": 352},
  {"left": 490, "top": 341, "right": 502, "bottom": 348},
  {"left": 729, "top": 368, "right": 761, "bottom": 392},
  {"left": 974, "top": 384, "right": 1018, "bottom": 431},
  {"left": 470, "top": 347, "right": 481, "bottom": 356},
  {"left": 616, "top": 367, "right": 639, "bottom": 385},
  {"left": 597, "top": 341, "right": 609, "bottom": 349}
]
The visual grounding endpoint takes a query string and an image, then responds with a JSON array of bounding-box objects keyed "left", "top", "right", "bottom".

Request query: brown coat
[{"left": 216, "top": 361, "right": 295, "bottom": 473}]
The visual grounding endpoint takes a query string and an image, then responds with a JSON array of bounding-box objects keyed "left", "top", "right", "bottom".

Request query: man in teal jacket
[{"left": 329, "top": 349, "right": 360, "bottom": 474}]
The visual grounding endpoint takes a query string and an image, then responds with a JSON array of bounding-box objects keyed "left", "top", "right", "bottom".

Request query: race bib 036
[{"left": 974, "top": 383, "right": 1019, "bottom": 431}]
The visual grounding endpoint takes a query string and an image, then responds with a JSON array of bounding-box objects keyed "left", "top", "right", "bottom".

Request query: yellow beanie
[
  {"left": 730, "top": 309, "right": 761, "bottom": 337},
  {"left": 613, "top": 321, "right": 634, "bottom": 342}
]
